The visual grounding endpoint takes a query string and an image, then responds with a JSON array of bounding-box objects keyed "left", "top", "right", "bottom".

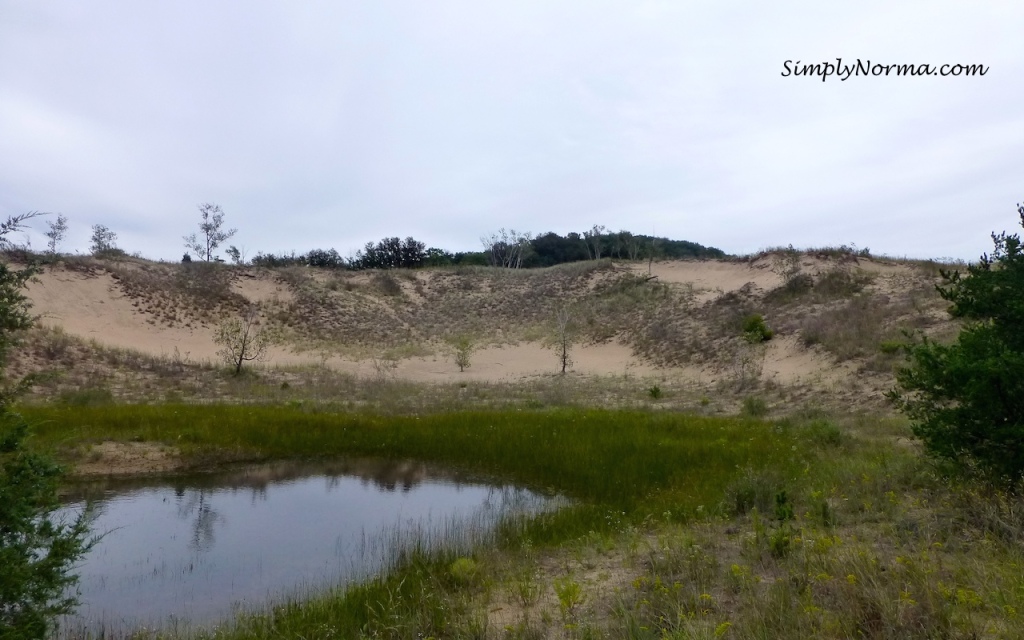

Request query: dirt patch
[{"left": 71, "top": 441, "right": 184, "bottom": 476}]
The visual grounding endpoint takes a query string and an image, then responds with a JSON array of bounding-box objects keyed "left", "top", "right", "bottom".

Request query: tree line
[
  {"left": 16, "top": 203, "right": 726, "bottom": 270},
  {"left": 250, "top": 229, "right": 723, "bottom": 271}
]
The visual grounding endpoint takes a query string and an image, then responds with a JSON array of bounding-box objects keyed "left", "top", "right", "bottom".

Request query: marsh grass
[
  {"left": 27, "top": 406, "right": 797, "bottom": 516},
  {"left": 34, "top": 405, "right": 799, "bottom": 638},
  {"left": 37, "top": 408, "right": 1024, "bottom": 639}
]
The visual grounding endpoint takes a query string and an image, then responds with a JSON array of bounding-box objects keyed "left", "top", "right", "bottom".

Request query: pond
[{"left": 59, "top": 458, "right": 560, "bottom": 634}]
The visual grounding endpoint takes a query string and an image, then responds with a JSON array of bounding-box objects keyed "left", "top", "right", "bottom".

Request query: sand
[{"left": 25, "top": 258, "right": 909, "bottom": 386}]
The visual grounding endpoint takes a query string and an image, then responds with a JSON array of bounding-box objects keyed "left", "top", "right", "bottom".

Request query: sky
[{"left": 2, "top": 1, "right": 1022, "bottom": 262}]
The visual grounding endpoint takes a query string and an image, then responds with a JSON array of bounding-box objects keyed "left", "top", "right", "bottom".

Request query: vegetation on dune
[
  {"left": 182, "top": 202, "right": 237, "bottom": 263},
  {"left": 214, "top": 306, "right": 276, "bottom": 375}
]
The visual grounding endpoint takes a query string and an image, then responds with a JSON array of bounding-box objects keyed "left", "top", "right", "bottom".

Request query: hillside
[{"left": 10, "top": 250, "right": 956, "bottom": 412}]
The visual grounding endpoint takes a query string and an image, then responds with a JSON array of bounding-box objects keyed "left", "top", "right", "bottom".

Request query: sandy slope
[
  {"left": 28, "top": 268, "right": 222, "bottom": 359},
  {"left": 24, "top": 258, "right": 923, "bottom": 385}
]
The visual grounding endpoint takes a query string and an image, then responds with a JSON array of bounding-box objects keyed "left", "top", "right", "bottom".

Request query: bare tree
[
  {"left": 647, "top": 236, "right": 662, "bottom": 276},
  {"left": 481, "top": 228, "right": 532, "bottom": 268},
  {"left": 44, "top": 214, "right": 68, "bottom": 255},
  {"left": 213, "top": 307, "right": 273, "bottom": 375},
  {"left": 184, "top": 203, "right": 237, "bottom": 262},
  {"left": 553, "top": 307, "right": 574, "bottom": 375}
]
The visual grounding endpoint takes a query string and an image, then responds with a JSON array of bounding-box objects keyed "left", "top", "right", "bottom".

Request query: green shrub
[
  {"left": 801, "top": 419, "right": 843, "bottom": 447},
  {"left": 742, "top": 314, "right": 773, "bottom": 343},
  {"left": 447, "top": 557, "right": 479, "bottom": 586},
  {"left": 764, "top": 273, "right": 814, "bottom": 304},
  {"left": 878, "top": 339, "right": 904, "bottom": 354},
  {"left": 57, "top": 387, "right": 114, "bottom": 407},
  {"left": 741, "top": 395, "right": 768, "bottom": 418},
  {"left": 0, "top": 213, "right": 93, "bottom": 638},
  {"left": 724, "top": 468, "right": 783, "bottom": 516},
  {"left": 647, "top": 385, "right": 662, "bottom": 399},
  {"left": 890, "top": 204, "right": 1024, "bottom": 485},
  {"left": 448, "top": 334, "right": 474, "bottom": 372}
]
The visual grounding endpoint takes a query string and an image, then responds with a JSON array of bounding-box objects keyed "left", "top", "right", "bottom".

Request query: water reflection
[{"left": 59, "top": 458, "right": 560, "bottom": 635}]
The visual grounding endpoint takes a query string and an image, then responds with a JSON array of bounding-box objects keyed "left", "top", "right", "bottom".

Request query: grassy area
[
  {"left": 28, "top": 406, "right": 798, "bottom": 517},
  {"left": 30, "top": 405, "right": 804, "bottom": 637},
  {"left": 34, "top": 406, "right": 1024, "bottom": 639}
]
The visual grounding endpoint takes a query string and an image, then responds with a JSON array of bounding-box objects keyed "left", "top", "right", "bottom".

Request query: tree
[
  {"left": 44, "top": 215, "right": 68, "bottom": 256},
  {"left": 225, "top": 245, "right": 245, "bottom": 265},
  {"left": 89, "top": 224, "right": 118, "bottom": 256},
  {"left": 582, "top": 224, "right": 607, "bottom": 260},
  {"left": 424, "top": 247, "right": 454, "bottom": 267},
  {"left": 553, "top": 307, "right": 574, "bottom": 375},
  {"left": 0, "top": 212, "right": 93, "bottom": 638},
  {"left": 184, "top": 203, "right": 237, "bottom": 262},
  {"left": 481, "top": 229, "right": 532, "bottom": 269},
  {"left": 889, "top": 203, "right": 1024, "bottom": 485},
  {"left": 350, "top": 237, "right": 426, "bottom": 270},
  {"left": 304, "top": 248, "right": 344, "bottom": 269},
  {"left": 213, "top": 307, "right": 274, "bottom": 375},
  {"left": 449, "top": 334, "right": 474, "bottom": 372}
]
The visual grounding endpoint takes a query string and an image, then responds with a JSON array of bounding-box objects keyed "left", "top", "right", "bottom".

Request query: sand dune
[{"left": 25, "top": 256, "right": 928, "bottom": 386}]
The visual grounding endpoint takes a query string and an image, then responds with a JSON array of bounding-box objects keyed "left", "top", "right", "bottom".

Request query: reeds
[{"left": 28, "top": 406, "right": 795, "bottom": 515}]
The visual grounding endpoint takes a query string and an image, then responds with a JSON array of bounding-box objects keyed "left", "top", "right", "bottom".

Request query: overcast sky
[{"left": 2, "top": 1, "right": 1022, "bottom": 262}]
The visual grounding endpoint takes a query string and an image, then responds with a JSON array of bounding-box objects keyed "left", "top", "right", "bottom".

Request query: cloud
[{"left": 1, "top": 1, "right": 1022, "bottom": 260}]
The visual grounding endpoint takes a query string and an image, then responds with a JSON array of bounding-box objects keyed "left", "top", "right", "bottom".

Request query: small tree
[
  {"left": 225, "top": 245, "right": 249, "bottom": 266},
  {"left": 184, "top": 203, "right": 237, "bottom": 262},
  {"left": 449, "top": 334, "right": 475, "bottom": 372},
  {"left": 89, "top": 224, "right": 118, "bottom": 256},
  {"left": 0, "top": 212, "right": 93, "bottom": 638},
  {"left": 213, "top": 307, "right": 273, "bottom": 375},
  {"left": 742, "top": 314, "right": 774, "bottom": 343},
  {"left": 553, "top": 307, "right": 574, "bottom": 375},
  {"left": 770, "top": 245, "right": 802, "bottom": 284},
  {"left": 889, "top": 203, "right": 1024, "bottom": 485},
  {"left": 44, "top": 215, "right": 68, "bottom": 256}
]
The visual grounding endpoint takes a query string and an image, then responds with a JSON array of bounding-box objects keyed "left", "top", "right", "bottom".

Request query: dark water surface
[{"left": 59, "top": 458, "right": 558, "bottom": 633}]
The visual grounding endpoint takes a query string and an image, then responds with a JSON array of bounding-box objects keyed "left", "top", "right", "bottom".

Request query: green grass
[
  {"left": 29, "top": 405, "right": 805, "bottom": 637},
  {"left": 32, "top": 406, "right": 1024, "bottom": 638},
  {"left": 26, "top": 406, "right": 797, "bottom": 516}
]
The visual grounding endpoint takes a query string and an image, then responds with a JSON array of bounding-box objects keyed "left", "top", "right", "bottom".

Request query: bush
[
  {"left": 764, "top": 273, "right": 814, "bottom": 304},
  {"left": 1, "top": 419, "right": 93, "bottom": 638},
  {"left": 889, "top": 203, "right": 1024, "bottom": 485},
  {"left": 741, "top": 395, "right": 768, "bottom": 418},
  {"left": 813, "top": 267, "right": 873, "bottom": 299},
  {"left": 449, "top": 334, "right": 474, "bottom": 372},
  {"left": 742, "top": 314, "right": 773, "bottom": 343}
]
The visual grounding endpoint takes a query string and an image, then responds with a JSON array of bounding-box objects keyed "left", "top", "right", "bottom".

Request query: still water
[{"left": 60, "top": 458, "right": 558, "bottom": 633}]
